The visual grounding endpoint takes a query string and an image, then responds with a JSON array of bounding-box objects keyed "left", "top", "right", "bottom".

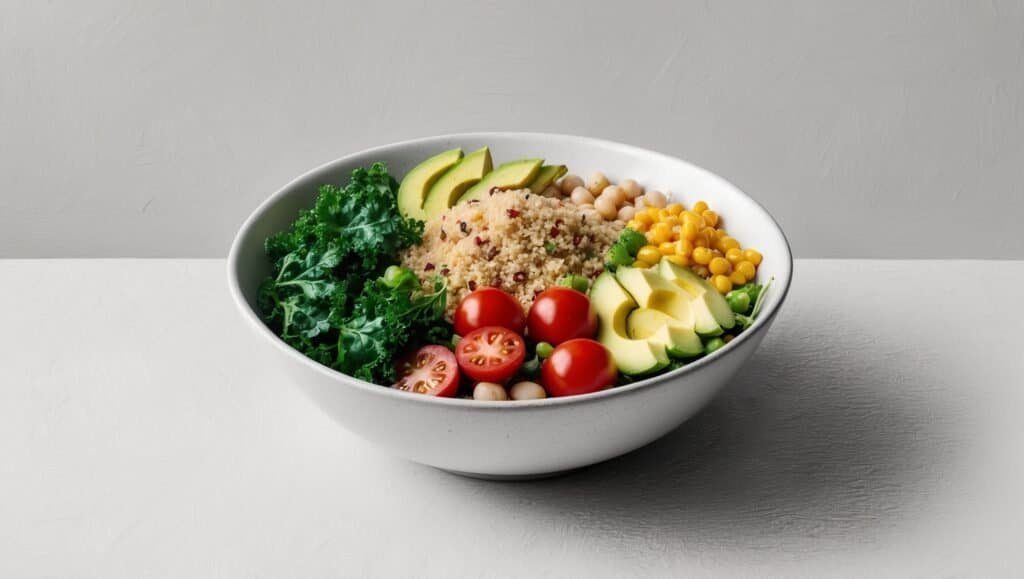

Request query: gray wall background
[{"left": 2, "top": 0, "right": 1022, "bottom": 259}]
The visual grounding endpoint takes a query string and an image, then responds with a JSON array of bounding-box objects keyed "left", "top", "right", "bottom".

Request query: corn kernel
[
  {"left": 694, "top": 234, "right": 709, "bottom": 248},
  {"left": 692, "top": 247, "right": 712, "bottom": 265},
  {"left": 743, "top": 249, "right": 763, "bottom": 265},
  {"left": 650, "top": 223, "right": 672, "bottom": 244},
  {"left": 681, "top": 211, "right": 702, "bottom": 226},
  {"left": 721, "top": 236, "right": 740, "bottom": 251},
  {"left": 712, "top": 274, "right": 732, "bottom": 293},
  {"left": 681, "top": 221, "right": 699, "bottom": 241},
  {"left": 736, "top": 260, "right": 756, "bottom": 279},
  {"left": 709, "top": 257, "right": 732, "bottom": 275},
  {"left": 692, "top": 200, "right": 709, "bottom": 214},
  {"left": 632, "top": 260, "right": 650, "bottom": 268},
  {"left": 657, "top": 209, "right": 671, "bottom": 221},
  {"left": 646, "top": 208, "right": 661, "bottom": 221},
  {"left": 702, "top": 227, "right": 718, "bottom": 242},
  {"left": 666, "top": 203, "right": 684, "bottom": 216},
  {"left": 702, "top": 210, "right": 719, "bottom": 227},
  {"left": 675, "top": 238, "right": 694, "bottom": 256},
  {"left": 658, "top": 241, "right": 676, "bottom": 255},
  {"left": 725, "top": 247, "right": 743, "bottom": 264},
  {"left": 664, "top": 216, "right": 681, "bottom": 227},
  {"left": 730, "top": 271, "right": 747, "bottom": 285},
  {"left": 666, "top": 254, "right": 688, "bottom": 266},
  {"left": 637, "top": 245, "right": 661, "bottom": 264},
  {"left": 634, "top": 212, "right": 652, "bottom": 226}
]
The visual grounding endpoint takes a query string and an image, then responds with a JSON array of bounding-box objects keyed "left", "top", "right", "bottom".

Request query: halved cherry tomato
[
  {"left": 541, "top": 339, "right": 617, "bottom": 397},
  {"left": 527, "top": 287, "right": 597, "bottom": 345},
  {"left": 455, "top": 326, "right": 526, "bottom": 383},
  {"left": 454, "top": 287, "right": 526, "bottom": 336},
  {"left": 391, "top": 345, "right": 460, "bottom": 397}
]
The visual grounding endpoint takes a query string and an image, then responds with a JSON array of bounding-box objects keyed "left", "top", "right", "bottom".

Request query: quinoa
[{"left": 401, "top": 189, "right": 622, "bottom": 318}]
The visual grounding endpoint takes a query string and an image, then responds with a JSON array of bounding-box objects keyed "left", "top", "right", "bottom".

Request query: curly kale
[{"left": 257, "top": 162, "right": 449, "bottom": 385}]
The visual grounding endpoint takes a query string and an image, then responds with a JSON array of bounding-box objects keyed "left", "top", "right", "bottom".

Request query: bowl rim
[{"left": 227, "top": 131, "right": 793, "bottom": 409}]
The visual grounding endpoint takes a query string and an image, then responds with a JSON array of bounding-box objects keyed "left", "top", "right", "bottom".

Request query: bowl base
[{"left": 437, "top": 466, "right": 583, "bottom": 481}]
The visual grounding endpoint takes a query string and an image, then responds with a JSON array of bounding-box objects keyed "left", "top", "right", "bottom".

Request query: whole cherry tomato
[
  {"left": 454, "top": 288, "right": 526, "bottom": 336},
  {"left": 527, "top": 287, "right": 597, "bottom": 345},
  {"left": 540, "top": 339, "right": 617, "bottom": 397}
]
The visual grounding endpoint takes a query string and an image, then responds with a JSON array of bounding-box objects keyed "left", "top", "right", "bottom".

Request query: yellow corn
[
  {"left": 711, "top": 274, "right": 732, "bottom": 293},
  {"left": 709, "top": 257, "right": 732, "bottom": 275},
  {"left": 658, "top": 241, "right": 676, "bottom": 255},
  {"left": 730, "top": 271, "right": 747, "bottom": 285},
  {"left": 725, "top": 247, "right": 743, "bottom": 264},
  {"left": 692, "top": 247, "right": 712, "bottom": 265},
  {"left": 666, "top": 203, "right": 684, "bottom": 215},
  {"left": 743, "top": 248, "right": 763, "bottom": 265},
  {"left": 666, "top": 254, "right": 688, "bottom": 266},
  {"left": 736, "top": 260, "right": 756, "bottom": 280},
  {"left": 692, "top": 200, "right": 709, "bottom": 214},
  {"left": 637, "top": 245, "right": 661, "bottom": 264}
]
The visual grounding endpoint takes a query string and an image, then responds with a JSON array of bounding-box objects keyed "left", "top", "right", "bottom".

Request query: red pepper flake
[
  {"left": 474, "top": 236, "right": 488, "bottom": 246},
  {"left": 424, "top": 263, "right": 435, "bottom": 271},
  {"left": 491, "top": 276, "right": 502, "bottom": 288},
  {"left": 506, "top": 209, "right": 521, "bottom": 218},
  {"left": 572, "top": 234, "right": 582, "bottom": 246},
  {"left": 487, "top": 246, "right": 500, "bottom": 261},
  {"left": 555, "top": 219, "right": 564, "bottom": 227},
  {"left": 440, "top": 229, "right": 447, "bottom": 241},
  {"left": 549, "top": 227, "right": 560, "bottom": 237},
  {"left": 513, "top": 271, "right": 527, "bottom": 283},
  {"left": 468, "top": 280, "right": 477, "bottom": 291},
  {"left": 440, "top": 267, "right": 450, "bottom": 276},
  {"left": 589, "top": 269, "right": 602, "bottom": 278}
]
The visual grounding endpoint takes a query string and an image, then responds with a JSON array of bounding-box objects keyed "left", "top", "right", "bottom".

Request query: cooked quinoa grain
[{"left": 400, "top": 190, "right": 622, "bottom": 318}]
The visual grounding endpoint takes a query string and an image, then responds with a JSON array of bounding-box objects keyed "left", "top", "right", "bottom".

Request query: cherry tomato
[
  {"left": 391, "top": 345, "right": 460, "bottom": 397},
  {"left": 455, "top": 326, "right": 526, "bottom": 383},
  {"left": 454, "top": 287, "right": 527, "bottom": 336},
  {"left": 527, "top": 287, "right": 598, "bottom": 345},
  {"left": 541, "top": 339, "right": 617, "bottom": 397}
]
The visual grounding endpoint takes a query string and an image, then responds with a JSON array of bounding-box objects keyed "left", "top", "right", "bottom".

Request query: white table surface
[{"left": 2, "top": 259, "right": 1022, "bottom": 578}]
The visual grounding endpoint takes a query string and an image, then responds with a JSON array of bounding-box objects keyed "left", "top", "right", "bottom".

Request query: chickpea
[
  {"left": 619, "top": 178, "right": 643, "bottom": 200},
  {"left": 594, "top": 196, "right": 619, "bottom": 220},
  {"left": 559, "top": 174, "right": 584, "bottom": 195},
  {"left": 645, "top": 190, "right": 667, "bottom": 208},
  {"left": 473, "top": 382, "right": 508, "bottom": 401},
  {"left": 617, "top": 205, "right": 636, "bottom": 222},
  {"left": 570, "top": 186, "right": 595, "bottom": 205},
  {"left": 633, "top": 195, "right": 647, "bottom": 210},
  {"left": 542, "top": 185, "right": 561, "bottom": 198},
  {"left": 600, "top": 185, "right": 625, "bottom": 206},
  {"left": 509, "top": 381, "right": 547, "bottom": 400},
  {"left": 587, "top": 172, "right": 610, "bottom": 195}
]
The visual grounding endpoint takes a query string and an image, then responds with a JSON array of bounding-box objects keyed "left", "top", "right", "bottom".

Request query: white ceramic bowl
[{"left": 227, "top": 132, "right": 792, "bottom": 479}]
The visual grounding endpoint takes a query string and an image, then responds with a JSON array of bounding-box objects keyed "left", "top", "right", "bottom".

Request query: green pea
[
  {"left": 726, "top": 290, "right": 751, "bottom": 314},
  {"left": 559, "top": 275, "right": 590, "bottom": 293},
  {"left": 619, "top": 228, "right": 648, "bottom": 256},
  {"left": 704, "top": 337, "right": 726, "bottom": 354},
  {"left": 536, "top": 342, "right": 554, "bottom": 359},
  {"left": 382, "top": 265, "right": 416, "bottom": 290},
  {"left": 520, "top": 356, "right": 540, "bottom": 377},
  {"left": 450, "top": 334, "right": 462, "bottom": 349},
  {"left": 606, "top": 243, "right": 633, "bottom": 267}
]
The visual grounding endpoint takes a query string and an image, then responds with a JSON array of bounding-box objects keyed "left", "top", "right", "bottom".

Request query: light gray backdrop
[{"left": 2, "top": 0, "right": 1022, "bottom": 258}]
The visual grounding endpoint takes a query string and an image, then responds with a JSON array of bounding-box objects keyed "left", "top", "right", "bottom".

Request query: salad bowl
[{"left": 227, "top": 132, "right": 792, "bottom": 478}]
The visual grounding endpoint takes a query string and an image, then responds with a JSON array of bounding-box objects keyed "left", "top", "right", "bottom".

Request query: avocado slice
[
  {"left": 627, "top": 308, "right": 703, "bottom": 358},
  {"left": 526, "top": 164, "right": 568, "bottom": 193},
  {"left": 614, "top": 266, "right": 696, "bottom": 328},
  {"left": 657, "top": 258, "right": 735, "bottom": 335},
  {"left": 589, "top": 273, "right": 669, "bottom": 376},
  {"left": 458, "top": 158, "right": 543, "bottom": 203},
  {"left": 397, "top": 148, "right": 463, "bottom": 220},
  {"left": 422, "top": 147, "right": 493, "bottom": 219}
]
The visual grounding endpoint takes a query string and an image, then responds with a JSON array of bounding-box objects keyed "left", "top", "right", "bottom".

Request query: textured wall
[{"left": 2, "top": 0, "right": 1022, "bottom": 258}]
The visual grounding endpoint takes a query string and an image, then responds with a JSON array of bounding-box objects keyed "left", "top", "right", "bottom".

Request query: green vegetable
[
  {"left": 734, "top": 278, "right": 773, "bottom": 330},
  {"left": 258, "top": 163, "right": 449, "bottom": 384},
  {"left": 536, "top": 342, "right": 554, "bottom": 359},
  {"left": 558, "top": 274, "right": 590, "bottom": 293},
  {"left": 382, "top": 265, "right": 419, "bottom": 291},
  {"left": 520, "top": 356, "right": 540, "bottom": 378},
  {"left": 450, "top": 334, "right": 462, "bottom": 350},
  {"left": 618, "top": 228, "right": 647, "bottom": 256},
  {"left": 726, "top": 290, "right": 751, "bottom": 314},
  {"left": 544, "top": 241, "right": 558, "bottom": 255},
  {"left": 703, "top": 337, "right": 726, "bottom": 354},
  {"left": 605, "top": 243, "right": 633, "bottom": 268}
]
